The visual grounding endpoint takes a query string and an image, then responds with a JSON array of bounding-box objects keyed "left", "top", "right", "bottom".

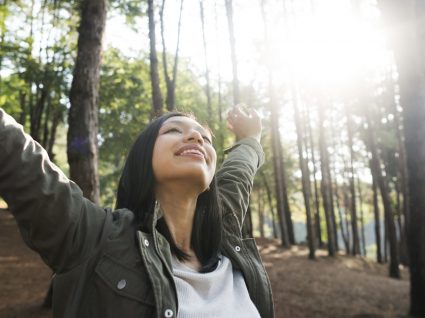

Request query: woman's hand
[{"left": 227, "top": 104, "right": 262, "bottom": 142}]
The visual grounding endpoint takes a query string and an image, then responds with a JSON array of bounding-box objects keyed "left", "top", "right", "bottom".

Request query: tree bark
[
  {"left": 346, "top": 112, "right": 360, "bottom": 255},
  {"left": 330, "top": 119, "right": 350, "bottom": 254},
  {"left": 261, "top": 170, "right": 279, "bottom": 239},
  {"left": 305, "top": 105, "right": 323, "bottom": 248},
  {"left": 357, "top": 177, "right": 367, "bottom": 256},
  {"left": 292, "top": 87, "right": 315, "bottom": 259},
  {"left": 365, "top": 110, "right": 400, "bottom": 278},
  {"left": 390, "top": 81, "right": 410, "bottom": 265},
  {"left": 147, "top": 0, "right": 163, "bottom": 116},
  {"left": 199, "top": 0, "right": 212, "bottom": 124},
  {"left": 258, "top": 189, "right": 265, "bottom": 238},
  {"left": 260, "top": 0, "right": 291, "bottom": 247},
  {"left": 47, "top": 107, "right": 62, "bottom": 161},
  {"left": 160, "top": 0, "right": 184, "bottom": 111},
  {"left": 372, "top": 173, "right": 383, "bottom": 263},
  {"left": 379, "top": 0, "right": 425, "bottom": 313},
  {"left": 318, "top": 102, "right": 336, "bottom": 256},
  {"left": 224, "top": 0, "right": 239, "bottom": 105},
  {"left": 213, "top": 0, "right": 224, "bottom": 163},
  {"left": 67, "top": 0, "right": 106, "bottom": 205},
  {"left": 339, "top": 189, "right": 350, "bottom": 255}
]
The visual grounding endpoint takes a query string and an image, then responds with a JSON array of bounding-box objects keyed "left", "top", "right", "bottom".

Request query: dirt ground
[{"left": 0, "top": 211, "right": 410, "bottom": 318}]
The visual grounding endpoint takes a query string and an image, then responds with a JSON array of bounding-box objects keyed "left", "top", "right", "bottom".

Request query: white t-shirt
[{"left": 172, "top": 255, "right": 261, "bottom": 318}]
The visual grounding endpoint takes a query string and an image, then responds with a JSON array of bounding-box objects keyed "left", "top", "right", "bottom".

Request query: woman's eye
[
  {"left": 202, "top": 136, "right": 212, "bottom": 144},
  {"left": 165, "top": 128, "right": 181, "bottom": 134}
]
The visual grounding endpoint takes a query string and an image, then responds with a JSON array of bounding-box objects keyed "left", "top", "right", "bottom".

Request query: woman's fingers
[
  {"left": 226, "top": 104, "right": 262, "bottom": 141},
  {"left": 247, "top": 107, "right": 260, "bottom": 119}
]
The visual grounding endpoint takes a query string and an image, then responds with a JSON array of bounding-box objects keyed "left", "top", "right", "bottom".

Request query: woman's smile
[{"left": 175, "top": 144, "right": 207, "bottom": 161}]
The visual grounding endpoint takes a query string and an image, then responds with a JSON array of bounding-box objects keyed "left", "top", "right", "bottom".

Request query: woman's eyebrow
[{"left": 164, "top": 119, "right": 210, "bottom": 136}]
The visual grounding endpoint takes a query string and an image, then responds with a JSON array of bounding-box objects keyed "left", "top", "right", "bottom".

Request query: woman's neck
[
  {"left": 155, "top": 182, "right": 204, "bottom": 271},
  {"left": 155, "top": 185, "right": 199, "bottom": 253}
]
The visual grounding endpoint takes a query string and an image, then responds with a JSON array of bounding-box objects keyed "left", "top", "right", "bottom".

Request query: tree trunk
[
  {"left": 160, "top": 0, "right": 184, "bottom": 111},
  {"left": 147, "top": 0, "right": 163, "bottom": 116},
  {"left": 42, "top": 95, "right": 51, "bottom": 149},
  {"left": 30, "top": 83, "right": 48, "bottom": 143},
  {"left": 305, "top": 105, "right": 323, "bottom": 247},
  {"left": 0, "top": 0, "right": 6, "bottom": 93},
  {"left": 258, "top": 189, "right": 265, "bottom": 238},
  {"left": 224, "top": 0, "right": 239, "bottom": 105},
  {"left": 67, "top": 0, "right": 106, "bottom": 205},
  {"left": 47, "top": 107, "right": 62, "bottom": 161},
  {"left": 318, "top": 102, "right": 336, "bottom": 256},
  {"left": 213, "top": 1, "right": 225, "bottom": 163},
  {"left": 346, "top": 112, "right": 361, "bottom": 255},
  {"left": 260, "top": 0, "right": 291, "bottom": 247},
  {"left": 261, "top": 171, "right": 278, "bottom": 239},
  {"left": 379, "top": 0, "right": 425, "bottom": 313},
  {"left": 292, "top": 87, "right": 315, "bottom": 259},
  {"left": 18, "top": 90, "right": 27, "bottom": 126},
  {"left": 339, "top": 190, "right": 350, "bottom": 255},
  {"left": 330, "top": 120, "right": 350, "bottom": 254},
  {"left": 199, "top": 0, "right": 212, "bottom": 125},
  {"left": 391, "top": 81, "right": 410, "bottom": 265},
  {"left": 357, "top": 177, "right": 367, "bottom": 256},
  {"left": 365, "top": 111, "right": 400, "bottom": 278},
  {"left": 270, "top": 119, "right": 290, "bottom": 247},
  {"left": 372, "top": 174, "right": 383, "bottom": 263}
]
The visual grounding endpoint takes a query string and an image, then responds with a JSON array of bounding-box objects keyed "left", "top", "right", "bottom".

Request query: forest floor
[{"left": 0, "top": 210, "right": 410, "bottom": 318}]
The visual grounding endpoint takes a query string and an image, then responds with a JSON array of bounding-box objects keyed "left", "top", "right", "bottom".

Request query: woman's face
[{"left": 152, "top": 116, "right": 217, "bottom": 192}]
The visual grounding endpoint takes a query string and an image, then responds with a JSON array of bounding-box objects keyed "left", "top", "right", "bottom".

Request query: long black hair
[{"left": 115, "top": 112, "right": 222, "bottom": 272}]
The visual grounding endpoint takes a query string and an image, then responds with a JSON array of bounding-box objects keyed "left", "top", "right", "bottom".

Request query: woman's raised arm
[
  {"left": 215, "top": 106, "right": 264, "bottom": 232},
  {"left": 0, "top": 108, "right": 111, "bottom": 273}
]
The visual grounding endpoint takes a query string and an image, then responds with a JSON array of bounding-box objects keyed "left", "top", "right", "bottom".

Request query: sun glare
[
  {"left": 103, "top": 0, "right": 391, "bottom": 97},
  {"left": 267, "top": 1, "right": 391, "bottom": 92}
]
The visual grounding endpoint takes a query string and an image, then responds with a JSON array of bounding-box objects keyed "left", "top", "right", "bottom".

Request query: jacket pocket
[{"left": 95, "top": 254, "right": 155, "bottom": 306}]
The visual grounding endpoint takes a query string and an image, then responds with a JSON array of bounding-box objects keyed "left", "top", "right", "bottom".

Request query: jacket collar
[{"left": 151, "top": 200, "right": 163, "bottom": 231}]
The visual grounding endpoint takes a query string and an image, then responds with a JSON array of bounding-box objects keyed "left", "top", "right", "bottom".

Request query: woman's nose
[{"left": 185, "top": 130, "right": 204, "bottom": 144}]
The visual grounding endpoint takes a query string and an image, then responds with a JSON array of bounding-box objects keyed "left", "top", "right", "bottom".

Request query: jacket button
[
  {"left": 117, "top": 279, "right": 126, "bottom": 290},
  {"left": 164, "top": 309, "right": 174, "bottom": 317},
  {"left": 144, "top": 239, "right": 150, "bottom": 247},
  {"left": 235, "top": 245, "right": 241, "bottom": 252}
]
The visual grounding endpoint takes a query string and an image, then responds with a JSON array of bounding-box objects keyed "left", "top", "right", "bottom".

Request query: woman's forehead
[{"left": 162, "top": 116, "right": 211, "bottom": 135}]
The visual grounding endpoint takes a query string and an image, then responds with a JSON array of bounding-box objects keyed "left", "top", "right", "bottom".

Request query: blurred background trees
[{"left": 1, "top": 0, "right": 425, "bottom": 315}]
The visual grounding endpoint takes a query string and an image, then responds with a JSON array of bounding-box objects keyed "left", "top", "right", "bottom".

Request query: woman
[{"left": 0, "top": 105, "right": 274, "bottom": 318}]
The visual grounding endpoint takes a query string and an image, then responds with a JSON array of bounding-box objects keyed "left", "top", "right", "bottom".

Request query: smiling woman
[{"left": 0, "top": 105, "right": 274, "bottom": 318}]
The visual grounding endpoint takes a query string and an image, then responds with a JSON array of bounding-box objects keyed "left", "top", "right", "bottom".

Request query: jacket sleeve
[
  {"left": 0, "top": 108, "right": 111, "bottom": 273},
  {"left": 215, "top": 137, "right": 265, "bottom": 232}
]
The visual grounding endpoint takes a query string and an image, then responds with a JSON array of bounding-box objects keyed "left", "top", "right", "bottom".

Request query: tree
[
  {"left": 199, "top": 0, "right": 212, "bottom": 125},
  {"left": 379, "top": 0, "right": 425, "bottom": 314},
  {"left": 224, "top": 0, "right": 239, "bottom": 105},
  {"left": 365, "top": 107, "right": 400, "bottom": 278},
  {"left": 318, "top": 100, "right": 337, "bottom": 256},
  {"left": 67, "top": 0, "right": 106, "bottom": 205},
  {"left": 260, "top": 0, "right": 292, "bottom": 247},
  {"left": 372, "top": 173, "right": 383, "bottom": 263},
  {"left": 304, "top": 103, "right": 324, "bottom": 247},
  {"left": 160, "top": 0, "right": 184, "bottom": 111},
  {"left": 260, "top": 170, "right": 279, "bottom": 239},
  {"left": 147, "top": 0, "right": 163, "bottom": 115},
  {"left": 346, "top": 109, "right": 361, "bottom": 255},
  {"left": 293, "top": 87, "right": 315, "bottom": 259}
]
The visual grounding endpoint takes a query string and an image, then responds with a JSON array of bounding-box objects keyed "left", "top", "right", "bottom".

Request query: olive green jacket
[{"left": 0, "top": 108, "right": 274, "bottom": 318}]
